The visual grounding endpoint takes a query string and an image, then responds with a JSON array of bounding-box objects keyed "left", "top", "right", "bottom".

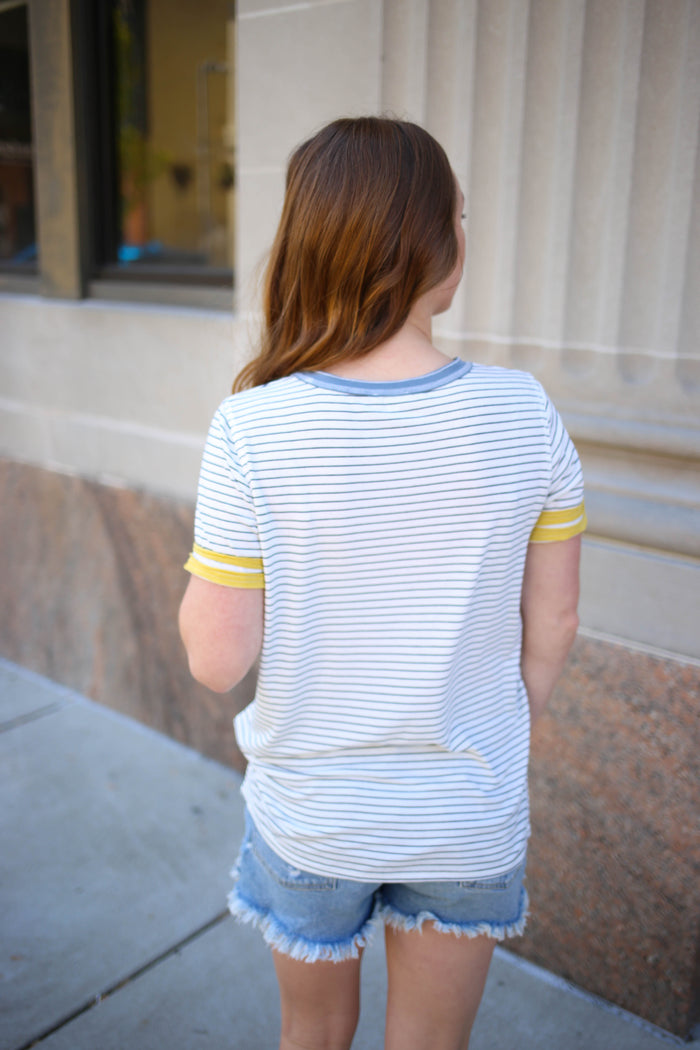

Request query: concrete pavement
[{"left": 0, "top": 657, "right": 689, "bottom": 1049}]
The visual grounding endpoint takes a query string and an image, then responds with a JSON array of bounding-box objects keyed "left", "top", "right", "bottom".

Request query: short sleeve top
[{"left": 185, "top": 359, "right": 586, "bottom": 881}]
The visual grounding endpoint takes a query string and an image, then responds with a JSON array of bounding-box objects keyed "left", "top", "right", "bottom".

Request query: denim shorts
[{"left": 227, "top": 811, "right": 528, "bottom": 963}]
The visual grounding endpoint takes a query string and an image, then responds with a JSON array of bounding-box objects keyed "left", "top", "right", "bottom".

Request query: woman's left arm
[{"left": 179, "top": 575, "right": 264, "bottom": 693}]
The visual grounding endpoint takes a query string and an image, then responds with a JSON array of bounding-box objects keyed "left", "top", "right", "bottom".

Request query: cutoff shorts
[{"left": 227, "top": 810, "right": 529, "bottom": 963}]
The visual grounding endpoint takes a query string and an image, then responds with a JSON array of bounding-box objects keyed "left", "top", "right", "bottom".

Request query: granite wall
[
  {"left": 522, "top": 636, "right": 700, "bottom": 1036},
  {"left": 0, "top": 459, "right": 252, "bottom": 773},
  {"left": 1, "top": 458, "right": 698, "bottom": 1036}
]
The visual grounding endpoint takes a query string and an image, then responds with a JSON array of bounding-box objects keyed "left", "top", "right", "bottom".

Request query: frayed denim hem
[
  {"left": 227, "top": 885, "right": 381, "bottom": 964},
  {"left": 377, "top": 887, "right": 529, "bottom": 942}
]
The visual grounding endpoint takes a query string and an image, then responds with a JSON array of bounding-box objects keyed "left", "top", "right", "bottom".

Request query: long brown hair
[{"left": 233, "top": 117, "right": 458, "bottom": 391}]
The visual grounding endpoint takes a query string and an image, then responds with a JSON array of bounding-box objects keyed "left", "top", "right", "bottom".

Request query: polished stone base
[
  {"left": 0, "top": 459, "right": 252, "bottom": 773},
  {"left": 1, "top": 459, "right": 698, "bottom": 1036},
  {"left": 520, "top": 633, "right": 700, "bottom": 1036}
]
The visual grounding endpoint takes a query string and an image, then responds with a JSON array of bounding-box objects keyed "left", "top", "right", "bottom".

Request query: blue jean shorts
[{"left": 227, "top": 811, "right": 528, "bottom": 963}]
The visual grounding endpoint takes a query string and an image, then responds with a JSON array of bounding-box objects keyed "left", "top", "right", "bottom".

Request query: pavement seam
[
  {"left": 0, "top": 701, "right": 72, "bottom": 734},
  {"left": 15, "top": 912, "right": 231, "bottom": 1050}
]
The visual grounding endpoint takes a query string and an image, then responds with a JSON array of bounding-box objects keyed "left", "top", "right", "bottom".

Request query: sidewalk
[{"left": 0, "top": 657, "right": 688, "bottom": 1050}]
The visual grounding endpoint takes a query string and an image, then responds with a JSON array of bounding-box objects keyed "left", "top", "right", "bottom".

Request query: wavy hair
[{"left": 233, "top": 117, "right": 458, "bottom": 391}]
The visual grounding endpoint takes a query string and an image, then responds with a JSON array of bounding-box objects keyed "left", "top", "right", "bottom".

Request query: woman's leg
[
  {"left": 383, "top": 924, "right": 495, "bottom": 1050},
  {"left": 272, "top": 950, "right": 362, "bottom": 1050}
]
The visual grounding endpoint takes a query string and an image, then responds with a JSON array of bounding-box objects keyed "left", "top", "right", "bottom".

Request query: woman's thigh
[
  {"left": 384, "top": 923, "right": 495, "bottom": 1050},
  {"left": 272, "top": 949, "right": 363, "bottom": 1050},
  {"left": 379, "top": 860, "right": 527, "bottom": 1050}
]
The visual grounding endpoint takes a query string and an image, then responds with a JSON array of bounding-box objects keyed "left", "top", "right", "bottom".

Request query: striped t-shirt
[{"left": 185, "top": 359, "right": 586, "bottom": 881}]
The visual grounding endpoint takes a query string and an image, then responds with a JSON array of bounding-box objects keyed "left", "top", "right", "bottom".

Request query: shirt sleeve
[
  {"left": 184, "top": 402, "right": 265, "bottom": 588},
  {"left": 529, "top": 390, "right": 587, "bottom": 543}
]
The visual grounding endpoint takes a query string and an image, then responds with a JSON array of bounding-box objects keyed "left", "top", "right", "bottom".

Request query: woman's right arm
[
  {"left": 179, "top": 575, "right": 264, "bottom": 694},
  {"left": 520, "top": 534, "right": 582, "bottom": 724}
]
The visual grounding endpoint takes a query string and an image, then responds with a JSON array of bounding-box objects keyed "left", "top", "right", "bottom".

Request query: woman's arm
[
  {"left": 178, "top": 575, "right": 264, "bottom": 693},
  {"left": 520, "top": 534, "right": 582, "bottom": 724}
]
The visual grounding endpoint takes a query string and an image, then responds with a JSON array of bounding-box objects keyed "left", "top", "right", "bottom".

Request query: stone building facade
[{"left": 1, "top": 0, "right": 698, "bottom": 1036}]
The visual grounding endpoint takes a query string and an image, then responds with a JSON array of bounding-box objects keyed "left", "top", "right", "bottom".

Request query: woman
[{"left": 179, "top": 117, "right": 584, "bottom": 1050}]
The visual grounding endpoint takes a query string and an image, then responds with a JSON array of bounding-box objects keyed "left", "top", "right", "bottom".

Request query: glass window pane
[
  {"left": 0, "top": 1, "right": 36, "bottom": 271},
  {"left": 109, "top": 0, "right": 234, "bottom": 280}
]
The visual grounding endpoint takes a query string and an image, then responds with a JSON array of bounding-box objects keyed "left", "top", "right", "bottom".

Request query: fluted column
[
  {"left": 377, "top": 0, "right": 700, "bottom": 651},
  {"left": 400, "top": 0, "right": 700, "bottom": 430}
]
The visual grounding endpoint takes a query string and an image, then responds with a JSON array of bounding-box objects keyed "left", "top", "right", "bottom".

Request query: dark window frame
[
  {"left": 0, "top": 0, "right": 38, "bottom": 277},
  {"left": 73, "top": 0, "right": 234, "bottom": 294}
]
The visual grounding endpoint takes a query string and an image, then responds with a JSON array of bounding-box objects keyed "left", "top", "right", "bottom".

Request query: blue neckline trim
[{"left": 296, "top": 358, "right": 472, "bottom": 396}]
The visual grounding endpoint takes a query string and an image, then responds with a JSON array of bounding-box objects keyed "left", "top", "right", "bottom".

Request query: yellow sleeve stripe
[
  {"left": 529, "top": 503, "right": 587, "bottom": 543},
  {"left": 184, "top": 554, "right": 265, "bottom": 589},
  {"left": 192, "top": 542, "right": 263, "bottom": 571},
  {"left": 534, "top": 502, "right": 586, "bottom": 526}
]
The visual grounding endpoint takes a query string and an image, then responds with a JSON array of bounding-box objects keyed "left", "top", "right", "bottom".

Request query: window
[
  {"left": 0, "top": 0, "right": 36, "bottom": 273},
  {"left": 87, "top": 0, "right": 234, "bottom": 287}
]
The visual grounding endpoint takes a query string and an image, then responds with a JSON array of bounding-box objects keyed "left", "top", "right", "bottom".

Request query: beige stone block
[
  {"left": 580, "top": 536, "right": 700, "bottom": 661},
  {"left": 0, "top": 297, "right": 238, "bottom": 433},
  {"left": 0, "top": 400, "right": 52, "bottom": 468},
  {"left": 423, "top": 1, "right": 477, "bottom": 182},
  {"left": 381, "top": 0, "right": 430, "bottom": 122},
  {"left": 510, "top": 0, "right": 585, "bottom": 341},
  {"left": 235, "top": 167, "right": 286, "bottom": 314},
  {"left": 578, "top": 440, "right": 700, "bottom": 558},
  {"left": 460, "top": 0, "right": 529, "bottom": 334},
  {"left": 677, "top": 115, "right": 700, "bottom": 366},
  {"left": 238, "top": 0, "right": 341, "bottom": 14},
  {"left": 617, "top": 0, "right": 700, "bottom": 361},
  {"left": 432, "top": 330, "right": 700, "bottom": 442},
  {"left": 0, "top": 296, "right": 256, "bottom": 498},
  {"left": 237, "top": 0, "right": 382, "bottom": 170},
  {"left": 563, "top": 0, "right": 644, "bottom": 347},
  {"left": 45, "top": 412, "right": 205, "bottom": 502}
]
